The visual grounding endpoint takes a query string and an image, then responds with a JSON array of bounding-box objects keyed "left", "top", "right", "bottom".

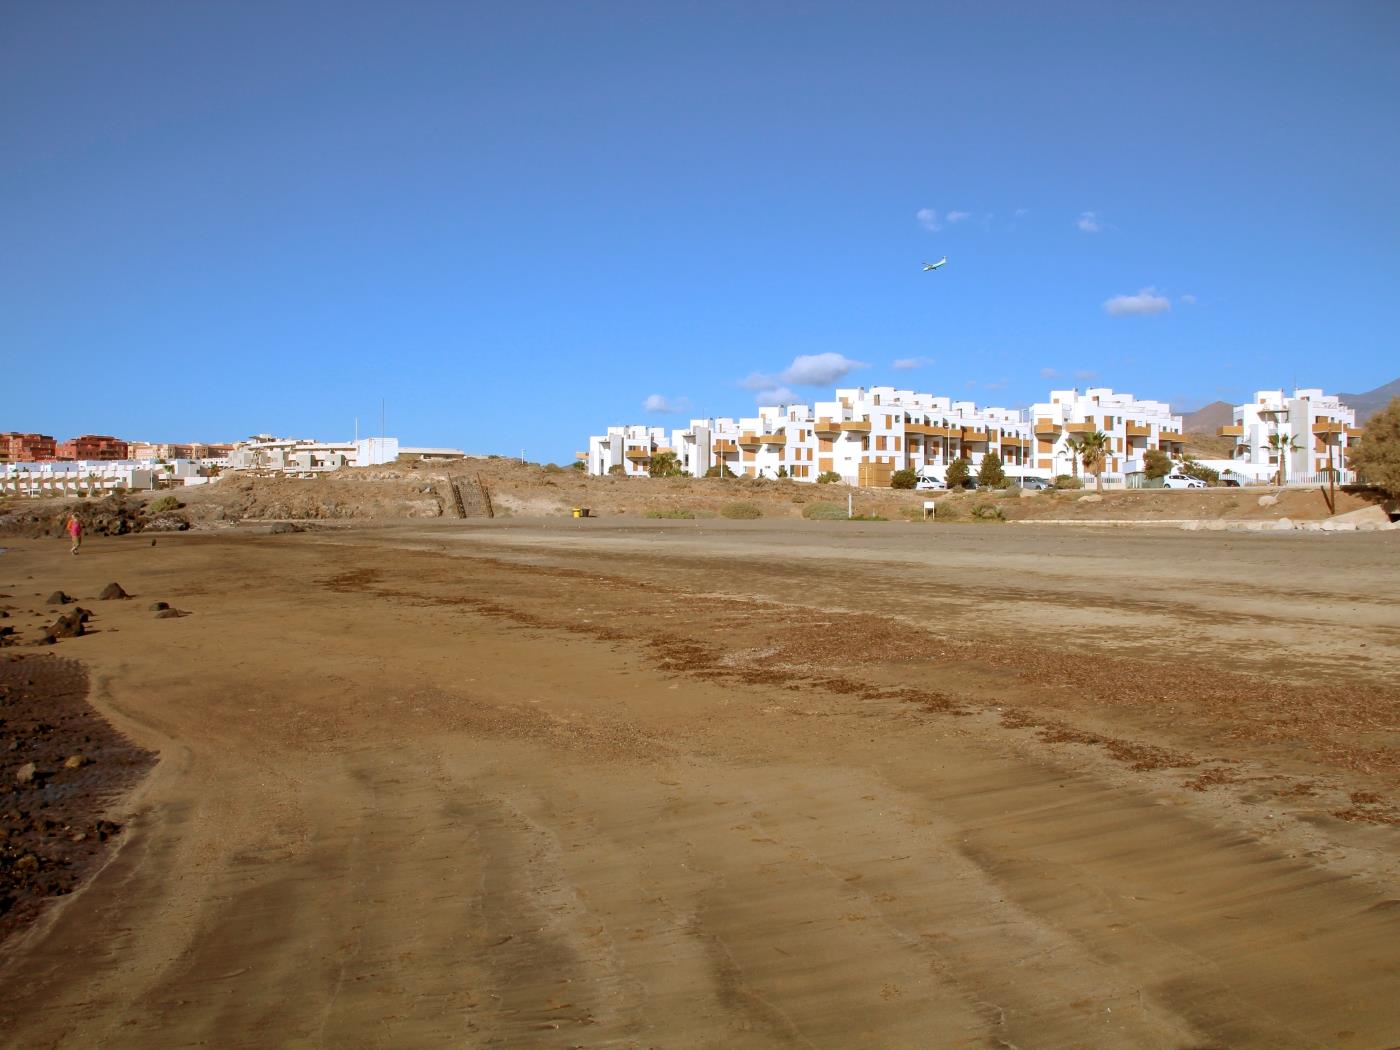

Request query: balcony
[
  {"left": 999, "top": 436, "right": 1030, "bottom": 449},
  {"left": 1312, "top": 420, "right": 1343, "bottom": 435},
  {"left": 625, "top": 449, "right": 653, "bottom": 461},
  {"left": 1125, "top": 423, "right": 1151, "bottom": 437},
  {"left": 814, "top": 417, "right": 842, "bottom": 436},
  {"left": 713, "top": 440, "right": 737, "bottom": 454},
  {"left": 961, "top": 428, "right": 989, "bottom": 443},
  {"left": 1064, "top": 421, "right": 1095, "bottom": 434},
  {"left": 738, "top": 432, "right": 762, "bottom": 449},
  {"left": 1034, "top": 417, "right": 1061, "bottom": 435},
  {"left": 1217, "top": 425, "right": 1243, "bottom": 437},
  {"left": 760, "top": 433, "right": 786, "bottom": 445},
  {"left": 1345, "top": 425, "right": 1364, "bottom": 439},
  {"left": 842, "top": 419, "right": 872, "bottom": 433},
  {"left": 904, "top": 423, "right": 936, "bottom": 436},
  {"left": 1157, "top": 430, "right": 1184, "bottom": 443}
]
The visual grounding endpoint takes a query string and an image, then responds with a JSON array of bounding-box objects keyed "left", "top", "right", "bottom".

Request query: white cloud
[
  {"left": 1180, "top": 293, "right": 1197, "bottom": 305},
  {"left": 1040, "top": 367, "right": 1061, "bottom": 380},
  {"left": 753, "top": 386, "right": 796, "bottom": 406},
  {"left": 916, "top": 207, "right": 941, "bottom": 232},
  {"left": 1014, "top": 207, "right": 1030, "bottom": 218},
  {"left": 643, "top": 394, "right": 690, "bottom": 414},
  {"left": 1103, "top": 287, "right": 1170, "bottom": 317},
  {"left": 892, "top": 356, "right": 934, "bottom": 371},
  {"left": 1074, "top": 369, "right": 1098, "bottom": 381},
  {"left": 740, "top": 371, "right": 776, "bottom": 391},
  {"left": 983, "top": 379, "right": 1008, "bottom": 391},
  {"left": 1077, "top": 211, "right": 1102, "bottom": 233},
  {"left": 946, "top": 210, "right": 971, "bottom": 223},
  {"left": 780, "top": 352, "right": 867, "bottom": 386}
]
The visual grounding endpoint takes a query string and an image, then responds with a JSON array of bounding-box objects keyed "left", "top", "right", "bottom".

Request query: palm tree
[
  {"left": 1068, "top": 431, "right": 1113, "bottom": 493},
  {"left": 1265, "top": 432, "right": 1301, "bottom": 487}
]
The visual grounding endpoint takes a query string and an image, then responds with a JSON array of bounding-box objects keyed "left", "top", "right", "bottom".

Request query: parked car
[
  {"left": 957, "top": 478, "right": 979, "bottom": 490},
  {"left": 914, "top": 477, "right": 946, "bottom": 491},
  {"left": 1163, "top": 473, "right": 1206, "bottom": 489},
  {"left": 1017, "top": 477, "right": 1049, "bottom": 490}
]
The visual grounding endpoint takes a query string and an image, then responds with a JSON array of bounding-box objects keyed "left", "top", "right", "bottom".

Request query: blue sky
[{"left": 4, "top": 2, "right": 1397, "bottom": 459}]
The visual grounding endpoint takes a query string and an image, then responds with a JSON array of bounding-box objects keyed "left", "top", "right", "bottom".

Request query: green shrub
[
  {"left": 816, "top": 470, "right": 842, "bottom": 484},
  {"left": 776, "top": 465, "right": 789, "bottom": 479},
  {"left": 971, "top": 502, "right": 1005, "bottom": 521},
  {"left": 148, "top": 494, "right": 183, "bottom": 513},
  {"left": 946, "top": 458, "right": 971, "bottom": 488},
  {"left": 1143, "top": 448, "right": 1172, "bottom": 479},
  {"left": 645, "top": 508, "right": 696, "bottom": 519},
  {"left": 1053, "top": 474, "right": 1084, "bottom": 490},
  {"left": 648, "top": 451, "right": 685, "bottom": 478},
  {"left": 721, "top": 502, "right": 762, "bottom": 519},
  {"left": 802, "top": 501, "right": 848, "bottom": 520},
  {"left": 1181, "top": 461, "right": 1220, "bottom": 485},
  {"left": 607, "top": 463, "right": 625, "bottom": 475},
  {"left": 705, "top": 463, "right": 737, "bottom": 478},
  {"left": 977, "top": 452, "right": 1006, "bottom": 488},
  {"left": 847, "top": 513, "right": 888, "bottom": 522},
  {"left": 890, "top": 468, "right": 918, "bottom": 489},
  {"left": 571, "top": 460, "right": 586, "bottom": 471}
]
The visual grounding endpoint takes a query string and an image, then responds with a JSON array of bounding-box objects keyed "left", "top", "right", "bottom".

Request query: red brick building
[
  {"left": 0, "top": 432, "right": 58, "bottom": 462},
  {"left": 54, "top": 435, "right": 130, "bottom": 461}
]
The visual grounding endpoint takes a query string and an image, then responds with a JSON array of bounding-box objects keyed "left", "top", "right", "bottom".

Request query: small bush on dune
[
  {"left": 1053, "top": 474, "right": 1084, "bottom": 490},
  {"left": 890, "top": 468, "right": 918, "bottom": 490},
  {"left": 721, "top": 502, "right": 762, "bottom": 520},
  {"left": 645, "top": 508, "right": 696, "bottom": 519},
  {"left": 802, "top": 502, "right": 848, "bottom": 520},
  {"left": 816, "top": 471, "right": 843, "bottom": 484},
  {"left": 971, "top": 503, "right": 1005, "bottom": 521},
  {"left": 148, "top": 495, "right": 183, "bottom": 513}
]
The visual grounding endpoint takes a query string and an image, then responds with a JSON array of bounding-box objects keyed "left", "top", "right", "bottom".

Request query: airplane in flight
[{"left": 922, "top": 257, "right": 948, "bottom": 271}]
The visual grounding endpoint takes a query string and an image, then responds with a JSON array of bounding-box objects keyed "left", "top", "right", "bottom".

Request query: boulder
[
  {"left": 15, "top": 761, "right": 37, "bottom": 785},
  {"left": 63, "top": 754, "right": 88, "bottom": 770},
  {"left": 1327, "top": 505, "right": 1391, "bottom": 527},
  {"left": 1079, "top": 494, "right": 1103, "bottom": 504},
  {"left": 1258, "top": 494, "right": 1278, "bottom": 508},
  {"left": 1274, "top": 518, "right": 1294, "bottom": 531},
  {"left": 154, "top": 608, "right": 183, "bottom": 619},
  {"left": 98, "top": 582, "right": 130, "bottom": 600},
  {"left": 46, "top": 591, "right": 74, "bottom": 605},
  {"left": 48, "top": 612, "right": 85, "bottom": 638},
  {"left": 149, "top": 601, "right": 170, "bottom": 612}
]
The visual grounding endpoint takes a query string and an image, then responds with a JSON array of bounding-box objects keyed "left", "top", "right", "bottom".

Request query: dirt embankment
[{"left": 4, "top": 459, "right": 1391, "bottom": 529}]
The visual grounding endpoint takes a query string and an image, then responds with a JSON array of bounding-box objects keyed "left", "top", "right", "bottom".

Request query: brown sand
[{"left": 0, "top": 518, "right": 1397, "bottom": 1048}]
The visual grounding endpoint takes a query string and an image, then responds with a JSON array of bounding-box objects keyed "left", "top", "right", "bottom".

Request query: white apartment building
[
  {"left": 588, "top": 385, "right": 1186, "bottom": 485},
  {"left": 0, "top": 461, "right": 158, "bottom": 498},
  {"left": 1030, "top": 388, "right": 1185, "bottom": 478},
  {"left": 1219, "top": 389, "right": 1362, "bottom": 482},
  {"left": 224, "top": 435, "right": 460, "bottom": 474}
]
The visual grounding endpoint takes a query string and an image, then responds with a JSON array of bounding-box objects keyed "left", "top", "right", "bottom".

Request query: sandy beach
[{"left": 1, "top": 518, "right": 1398, "bottom": 1048}]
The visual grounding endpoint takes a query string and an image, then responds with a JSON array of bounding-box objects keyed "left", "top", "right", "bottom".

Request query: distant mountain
[
  {"left": 1339, "top": 377, "right": 1400, "bottom": 423},
  {"left": 1182, "top": 400, "right": 1234, "bottom": 433}
]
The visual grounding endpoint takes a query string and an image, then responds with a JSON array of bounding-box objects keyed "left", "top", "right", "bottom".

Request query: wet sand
[{"left": 0, "top": 518, "right": 1397, "bottom": 1048}]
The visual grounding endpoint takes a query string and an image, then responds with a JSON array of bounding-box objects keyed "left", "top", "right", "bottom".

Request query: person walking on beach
[{"left": 66, "top": 514, "right": 82, "bottom": 555}]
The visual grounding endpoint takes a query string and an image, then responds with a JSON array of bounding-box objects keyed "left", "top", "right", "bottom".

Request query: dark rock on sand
[
  {"left": 47, "top": 612, "right": 85, "bottom": 639},
  {"left": 45, "top": 592, "right": 74, "bottom": 605},
  {"left": 154, "top": 608, "right": 184, "bottom": 619},
  {"left": 98, "top": 583, "right": 129, "bottom": 600},
  {"left": 149, "top": 601, "right": 169, "bottom": 612}
]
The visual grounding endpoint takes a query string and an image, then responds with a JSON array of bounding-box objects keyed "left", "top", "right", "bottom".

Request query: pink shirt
[{"left": 67, "top": 519, "right": 81, "bottom": 537}]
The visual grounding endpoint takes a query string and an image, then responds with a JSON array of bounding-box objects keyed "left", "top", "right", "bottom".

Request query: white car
[
  {"left": 1163, "top": 473, "right": 1206, "bottom": 489},
  {"left": 914, "top": 477, "right": 946, "bottom": 491}
]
